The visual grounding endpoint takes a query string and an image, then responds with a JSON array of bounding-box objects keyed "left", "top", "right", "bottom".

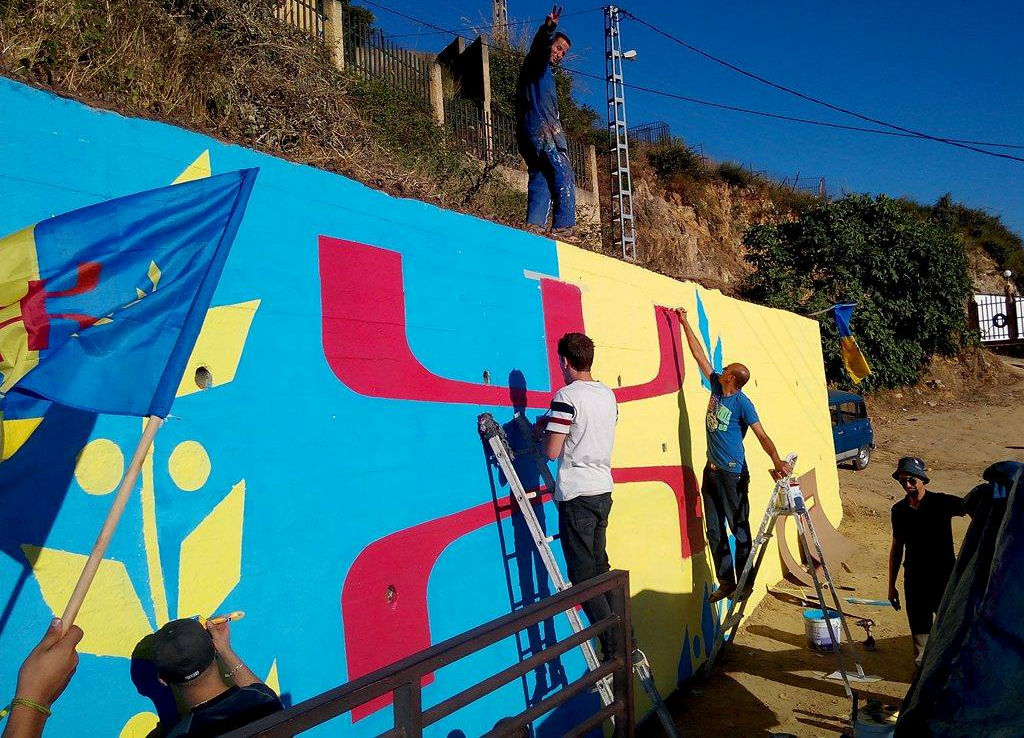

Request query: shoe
[{"left": 708, "top": 584, "right": 736, "bottom": 604}]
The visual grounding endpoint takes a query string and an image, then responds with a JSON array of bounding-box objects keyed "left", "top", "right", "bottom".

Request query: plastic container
[
  {"left": 803, "top": 608, "right": 842, "bottom": 651},
  {"left": 854, "top": 716, "right": 896, "bottom": 737}
]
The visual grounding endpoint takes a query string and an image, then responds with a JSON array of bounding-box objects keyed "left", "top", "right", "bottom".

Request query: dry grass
[{"left": 0, "top": 0, "right": 525, "bottom": 221}]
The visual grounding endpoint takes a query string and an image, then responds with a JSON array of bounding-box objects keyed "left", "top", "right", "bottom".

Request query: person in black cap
[
  {"left": 151, "top": 616, "right": 282, "bottom": 737},
  {"left": 887, "top": 456, "right": 967, "bottom": 666}
]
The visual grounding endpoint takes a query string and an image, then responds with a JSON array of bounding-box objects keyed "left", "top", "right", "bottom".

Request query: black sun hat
[
  {"left": 151, "top": 618, "right": 216, "bottom": 684},
  {"left": 892, "top": 456, "right": 930, "bottom": 485}
]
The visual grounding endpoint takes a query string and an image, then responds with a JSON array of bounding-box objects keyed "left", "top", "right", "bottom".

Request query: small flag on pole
[
  {"left": 832, "top": 303, "right": 871, "bottom": 384},
  {"left": 0, "top": 169, "right": 258, "bottom": 417}
]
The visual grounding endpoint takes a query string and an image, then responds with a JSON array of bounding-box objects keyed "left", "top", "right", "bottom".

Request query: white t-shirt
[{"left": 545, "top": 380, "right": 617, "bottom": 502}]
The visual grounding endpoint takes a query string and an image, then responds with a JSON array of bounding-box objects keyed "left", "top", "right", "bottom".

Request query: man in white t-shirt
[{"left": 539, "top": 332, "right": 619, "bottom": 660}]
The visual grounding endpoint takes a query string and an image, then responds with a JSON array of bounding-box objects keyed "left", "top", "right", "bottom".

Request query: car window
[
  {"left": 839, "top": 402, "right": 859, "bottom": 423},
  {"left": 829, "top": 406, "right": 840, "bottom": 427}
]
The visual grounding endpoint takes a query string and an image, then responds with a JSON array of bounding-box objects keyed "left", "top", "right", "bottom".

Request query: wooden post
[
  {"left": 429, "top": 62, "right": 445, "bottom": 125},
  {"left": 587, "top": 143, "right": 600, "bottom": 195},
  {"left": 322, "top": 0, "right": 345, "bottom": 70},
  {"left": 60, "top": 416, "right": 164, "bottom": 631},
  {"left": 479, "top": 35, "right": 494, "bottom": 164}
]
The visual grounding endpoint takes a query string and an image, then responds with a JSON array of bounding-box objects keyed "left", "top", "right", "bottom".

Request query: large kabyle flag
[
  {"left": 0, "top": 169, "right": 257, "bottom": 417},
  {"left": 832, "top": 302, "right": 871, "bottom": 384}
]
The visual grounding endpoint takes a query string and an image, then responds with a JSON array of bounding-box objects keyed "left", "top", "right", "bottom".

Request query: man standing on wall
[
  {"left": 539, "top": 332, "right": 618, "bottom": 659},
  {"left": 888, "top": 456, "right": 967, "bottom": 667},
  {"left": 675, "top": 307, "right": 791, "bottom": 604},
  {"left": 516, "top": 5, "right": 576, "bottom": 234}
]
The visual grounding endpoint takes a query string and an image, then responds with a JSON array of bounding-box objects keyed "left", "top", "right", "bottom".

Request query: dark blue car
[{"left": 829, "top": 389, "right": 874, "bottom": 470}]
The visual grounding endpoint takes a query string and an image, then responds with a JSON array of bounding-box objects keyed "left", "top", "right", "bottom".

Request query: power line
[
  {"left": 355, "top": 0, "right": 1024, "bottom": 159},
  {"left": 384, "top": 7, "right": 602, "bottom": 39},
  {"left": 618, "top": 8, "right": 1024, "bottom": 163}
]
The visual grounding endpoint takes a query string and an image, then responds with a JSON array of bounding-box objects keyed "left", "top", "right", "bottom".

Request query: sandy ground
[{"left": 648, "top": 354, "right": 1024, "bottom": 737}]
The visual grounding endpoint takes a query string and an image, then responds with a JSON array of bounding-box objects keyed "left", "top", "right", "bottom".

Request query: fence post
[
  {"left": 606, "top": 575, "right": 635, "bottom": 736},
  {"left": 393, "top": 682, "right": 423, "bottom": 737},
  {"left": 586, "top": 144, "right": 599, "bottom": 195},
  {"left": 1007, "top": 288, "right": 1021, "bottom": 341},
  {"left": 967, "top": 298, "right": 981, "bottom": 339},
  {"left": 479, "top": 35, "right": 495, "bottom": 163},
  {"left": 322, "top": 0, "right": 345, "bottom": 70},
  {"left": 429, "top": 62, "right": 445, "bottom": 125}
]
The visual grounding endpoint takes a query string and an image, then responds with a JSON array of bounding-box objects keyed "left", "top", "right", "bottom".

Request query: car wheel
[{"left": 852, "top": 446, "right": 871, "bottom": 471}]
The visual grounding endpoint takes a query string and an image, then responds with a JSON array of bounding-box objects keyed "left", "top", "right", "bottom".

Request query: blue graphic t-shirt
[{"left": 705, "top": 372, "right": 759, "bottom": 472}]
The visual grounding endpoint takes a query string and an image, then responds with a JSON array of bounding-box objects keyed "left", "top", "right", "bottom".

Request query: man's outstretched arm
[
  {"left": 526, "top": 5, "right": 562, "bottom": 65},
  {"left": 674, "top": 307, "right": 713, "bottom": 380},
  {"left": 749, "top": 422, "right": 792, "bottom": 480}
]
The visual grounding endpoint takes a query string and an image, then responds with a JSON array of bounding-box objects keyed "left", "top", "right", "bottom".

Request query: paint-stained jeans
[
  {"left": 558, "top": 493, "right": 617, "bottom": 659},
  {"left": 701, "top": 464, "right": 752, "bottom": 588},
  {"left": 520, "top": 138, "right": 577, "bottom": 230}
]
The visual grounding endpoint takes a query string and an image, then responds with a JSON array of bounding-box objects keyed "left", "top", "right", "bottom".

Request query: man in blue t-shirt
[{"left": 676, "top": 307, "right": 792, "bottom": 603}]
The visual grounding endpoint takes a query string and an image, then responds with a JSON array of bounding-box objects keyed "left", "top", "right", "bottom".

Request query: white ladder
[
  {"left": 701, "top": 454, "right": 877, "bottom": 696},
  {"left": 478, "top": 412, "right": 679, "bottom": 736}
]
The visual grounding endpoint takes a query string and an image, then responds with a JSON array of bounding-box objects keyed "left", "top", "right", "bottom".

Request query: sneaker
[{"left": 708, "top": 584, "right": 736, "bottom": 604}]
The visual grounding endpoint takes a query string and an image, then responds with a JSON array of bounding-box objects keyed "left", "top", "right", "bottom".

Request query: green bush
[
  {"left": 716, "top": 161, "right": 756, "bottom": 188},
  {"left": 743, "top": 194, "right": 973, "bottom": 390},
  {"left": 646, "top": 143, "right": 707, "bottom": 181}
]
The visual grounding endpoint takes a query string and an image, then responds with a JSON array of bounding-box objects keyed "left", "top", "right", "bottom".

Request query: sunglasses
[{"left": 896, "top": 476, "right": 919, "bottom": 487}]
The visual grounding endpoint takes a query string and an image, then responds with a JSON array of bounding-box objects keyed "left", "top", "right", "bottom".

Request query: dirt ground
[{"left": 652, "top": 353, "right": 1024, "bottom": 737}]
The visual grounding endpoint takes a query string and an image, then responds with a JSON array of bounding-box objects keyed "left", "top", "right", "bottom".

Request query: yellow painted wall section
[
  {"left": 555, "top": 242, "right": 842, "bottom": 706},
  {"left": 176, "top": 481, "right": 246, "bottom": 620},
  {"left": 20, "top": 545, "right": 153, "bottom": 658}
]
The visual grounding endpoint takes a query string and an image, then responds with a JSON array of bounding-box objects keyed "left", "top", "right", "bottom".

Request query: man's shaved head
[{"left": 724, "top": 362, "right": 750, "bottom": 388}]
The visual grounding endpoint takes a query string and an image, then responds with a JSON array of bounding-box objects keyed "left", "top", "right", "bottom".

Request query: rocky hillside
[{"left": 2, "top": 0, "right": 1018, "bottom": 299}]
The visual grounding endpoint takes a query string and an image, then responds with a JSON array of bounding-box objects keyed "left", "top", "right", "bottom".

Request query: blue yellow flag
[
  {"left": 832, "top": 303, "right": 871, "bottom": 384},
  {"left": 0, "top": 169, "right": 257, "bottom": 417}
]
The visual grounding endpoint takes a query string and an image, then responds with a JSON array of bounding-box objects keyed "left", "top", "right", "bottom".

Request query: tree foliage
[{"left": 743, "top": 195, "right": 974, "bottom": 390}]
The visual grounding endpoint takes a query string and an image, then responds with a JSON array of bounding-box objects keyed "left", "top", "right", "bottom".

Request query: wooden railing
[{"left": 222, "top": 570, "right": 635, "bottom": 736}]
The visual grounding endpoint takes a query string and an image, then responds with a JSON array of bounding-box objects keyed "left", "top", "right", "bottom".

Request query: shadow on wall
[
  {"left": 0, "top": 401, "right": 98, "bottom": 638},
  {"left": 483, "top": 369, "right": 570, "bottom": 710}
]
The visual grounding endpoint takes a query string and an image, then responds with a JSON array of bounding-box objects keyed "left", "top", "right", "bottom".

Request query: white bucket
[{"left": 803, "top": 608, "right": 842, "bottom": 651}]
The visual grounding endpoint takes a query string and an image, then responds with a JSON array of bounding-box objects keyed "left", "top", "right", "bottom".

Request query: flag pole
[{"left": 59, "top": 415, "right": 164, "bottom": 633}]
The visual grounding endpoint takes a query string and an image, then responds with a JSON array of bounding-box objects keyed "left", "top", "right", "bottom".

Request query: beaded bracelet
[
  {"left": 223, "top": 662, "right": 245, "bottom": 679},
  {"left": 0, "top": 697, "right": 52, "bottom": 721}
]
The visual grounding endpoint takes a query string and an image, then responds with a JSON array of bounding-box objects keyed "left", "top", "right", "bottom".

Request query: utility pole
[
  {"left": 492, "top": 0, "right": 509, "bottom": 41},
  {"left": 605, "top": 5, "right": 637, "bottom": 260}
]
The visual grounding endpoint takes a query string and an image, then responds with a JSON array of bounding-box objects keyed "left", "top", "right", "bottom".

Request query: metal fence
[
  {"left": 274, "top": 0, "right": 323, "bottom": 40},
  {"left": 445, "top": 103, "right": 593, "bottom": 190},
  {"left": 343, "top": 8, "right": 432, "bottom": 102},
  {"left": 970, "top": 293, "right": 1024, "bottom": 344},
  {"left": 628, "top": 121, "right": 670, "bottom": 146},
  {"left": 445, "top": 97, "right": 489, "bottom": 160},
  {"left": 221, "top": 571, "right": 635, "bottom": 737}
]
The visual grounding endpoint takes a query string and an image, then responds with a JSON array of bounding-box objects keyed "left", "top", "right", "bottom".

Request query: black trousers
[
  {"left": 558, "top": 493, "right": 618, "bottom": 659},
  {"left": 904, "top": 570, "right": 951, "bottom": 635},
  {"left": 701, "top": 464, "right": 752, "bottom": 587}
]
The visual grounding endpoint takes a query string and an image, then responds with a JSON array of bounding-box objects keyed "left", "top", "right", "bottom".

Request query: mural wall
[{"left": 0, "top": 77, "right": 842, "bottom": 735}]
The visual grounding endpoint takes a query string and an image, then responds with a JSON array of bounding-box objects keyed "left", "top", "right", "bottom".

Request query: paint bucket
[
  {"left": 803, "top": 608, "right": 842, "bottom": 651},
  {"left": 854, "top": 710, "right": 897, "bottom": 737}
]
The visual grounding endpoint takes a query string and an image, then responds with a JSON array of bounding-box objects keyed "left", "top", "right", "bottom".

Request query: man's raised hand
[{"left": 546, "top": 4, "right": 563, "bottom": 26}]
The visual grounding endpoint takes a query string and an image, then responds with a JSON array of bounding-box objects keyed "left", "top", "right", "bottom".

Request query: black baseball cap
[
  {"left": 151, "top": 618, "right": 216, "bottom": 684},
  {"left": 892, "top": 456, "right": 930, "bottom": 485}
]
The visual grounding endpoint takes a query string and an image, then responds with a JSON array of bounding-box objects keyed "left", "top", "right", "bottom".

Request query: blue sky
[{"left": 365, "top": 0, "right": 1024, "bottom": 238}]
